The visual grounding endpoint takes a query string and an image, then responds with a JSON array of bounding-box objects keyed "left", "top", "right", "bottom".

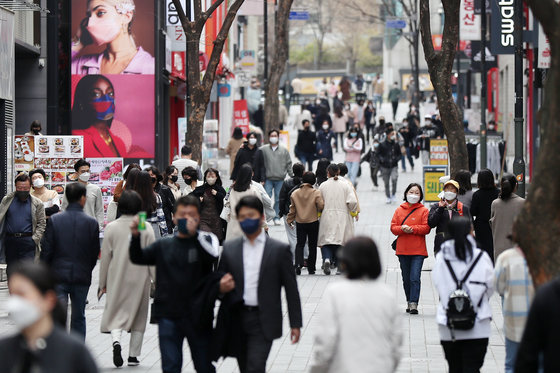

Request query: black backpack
[{"left": 444, "top": 251, "right": 484, "bottom": 341}]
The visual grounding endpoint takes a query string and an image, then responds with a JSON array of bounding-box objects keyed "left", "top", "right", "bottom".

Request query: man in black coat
[
  {"left": 377, "top": 128, "right": 402, "bottom": 204},
  {"left": 217, "top": 196, "right": 302, "bottom": 373},
  {"left": 230, "top": 132, "right": 265, "bottom": 182},
  {"left": 295, "top": 120, "right": 317, "bottom": 171},
  {"left": 40, "top": 182, "right": 100, "bottom": 339}
]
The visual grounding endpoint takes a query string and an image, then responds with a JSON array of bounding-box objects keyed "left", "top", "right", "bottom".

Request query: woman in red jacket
[{"left": 390, "top": 183, "right": 431, "bottom": 314}]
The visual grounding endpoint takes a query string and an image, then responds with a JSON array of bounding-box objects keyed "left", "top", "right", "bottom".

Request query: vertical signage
[
  {"left": 233, "top": 100, "right": 251, "bottom": 135},
  {"left": 490, "top": 0, "right": 515, "bottom": 54},
  {"left": 70, "top": 1, "right": 155, "bottom": 159},
  {"left": 538, "top": 25, "right": 551, "bottom": 69},
  {"left": 460, "top": 0, "right": 481, "bottom": 41}
]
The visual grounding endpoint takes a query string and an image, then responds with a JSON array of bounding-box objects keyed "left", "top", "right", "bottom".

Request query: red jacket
[{"left": 390, "top": 202, "right": 431, "bottom": 256}]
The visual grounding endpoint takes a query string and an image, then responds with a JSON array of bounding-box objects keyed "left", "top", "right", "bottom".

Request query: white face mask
[
  {"left": 269, "top": 137, "right": 279, "bottom": 145},
  {"left": 206, "top": 177, "right": 217, "bottom": 186},
  {"left": 79, "top": 172, "right": 91, "bottom": 182},
  {"left": 406, "top": 194, "right": 421, "bottom": 204},
  {"left": 322, "top": 124, "right": 329, "bottom": 130},
  {"left": 444, "top": 191, "right": 457, "bottom": 201},
  {"left": 33, "top": 178, "right": 45, "bottom": 188},
  {"left": 6, "top": 295, "right": 41, "bottom": 331},
  {"left": 248, "top": 138, "right": 257, "bottom": 146}
]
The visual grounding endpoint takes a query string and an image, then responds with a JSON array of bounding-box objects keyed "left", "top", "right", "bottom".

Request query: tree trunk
[
  {"left": 412, "top": 27, "right": 421, "bottom": 107},
  {"left": 264, "top": 0, "right": 294, "bottom": 136},
  {"left": 513, "top": 0, "right": 560, "bottom": 287},
  {"left": 419, "top": 0, "right": 468, "bottom": 174}
]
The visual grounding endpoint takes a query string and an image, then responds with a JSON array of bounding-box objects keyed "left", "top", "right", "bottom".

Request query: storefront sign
[
  {"left": 470, "top": 41, "right": 498, "bottom": 71},
  {"left": 424, "top": 166, "right": 448, "bottom": 203},
  {"left": 171, "top": 51, "right": 186, "bottom": 80},
  {"left": 538, "top": 25, "right": 551, "bottom": 69},
  {"left": 239, "top": 50, "right": 256, "bottom": 71},
  {"left": 233, "top": 100, "right": 251, "bottom": 135},
  {"left": 86, "top": 158, "right": 123, "bottom": 224},
  {"left": 460, "top": 0, "right": 481, "bottom": 41},
  {"left": 14, "top": 135, "right": 36, "bottom": 172},
  {"left": 178, "top": 117, "right": 187, "bottom": 150},
  {"left": 490, "top": 0, "right": 515, "bottom": 55},
  {"left": 430, "top": 139, "right": 449, "bottom": 166}
]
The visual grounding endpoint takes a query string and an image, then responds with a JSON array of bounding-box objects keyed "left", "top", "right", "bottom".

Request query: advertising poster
[
  {"left": 14, "top": 135, "right": 36, "bottom": 172},
  {"left": 70, "top": 1, "right": 155, "bottom": 159},
  {"left": 86, "top": 158, "right": 124, "bottom": 221},
  {"left": 424, "top": 166, "right": 448, "bottom": 203},
  {"left": 33, "top": 136, "right": 84, "bottom": 195},
  {"left": 430, "top": 139, "right": 449, "bottom": 166},
  {"left": 233, "top": 100, "right": 251, "bottom": 135}
]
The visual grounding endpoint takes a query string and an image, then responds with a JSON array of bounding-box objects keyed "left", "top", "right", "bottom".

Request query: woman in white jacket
[
  {"left": 432, "top": 217, "right": 494, "bottom": 373},
  {"left": 309, "top": 237, "right": 402, "bottom": 373}
]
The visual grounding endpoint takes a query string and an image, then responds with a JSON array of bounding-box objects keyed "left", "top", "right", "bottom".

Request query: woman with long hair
[
  {"left": 454, "top": 169, "right": 474, "bottom": 210},
  {"left": 433, "top": 217, "right": 494, "bottom": 373},
  {"left": 113, "top": 163, "right": 141, "bottom": 202},
  {"left": 225, "top": 164, "right": 263, "bottom": 241},
  {"left": 315, "top": 158, "right": 330, "bottom": 186},
  {"left": 490, "top": 173, "right": 525, "bottom": 260},
  {"left": 0, "top": 262, "right": 98, "bottom": 372},
  {"left": 470, "top": 169, "right": 500, "bottom": 260},
  {"left": 343, "top": 126, "right": 364, "bottom": 186},
  {"left": 133, "top": 170, "right": 166, "bottom": 238},
  {"left": 331, "top": 105, "right": 347, "bottom": 151},
  {"left": 191, "top": 168, "right": 227, "bottom": 243},
  {"left": 162, "top": 165, "right": 181, "bottom": 201}
]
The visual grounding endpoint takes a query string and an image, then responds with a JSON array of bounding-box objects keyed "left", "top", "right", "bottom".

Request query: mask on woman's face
[
  {"left": 6, "top": 295, "right": 41, "bottom": 331},
  {"left": 248, "top": 138, "right": 257, "bottom": 146},
  {"left": 406, "top": 194, "right": 421, "bottom": 204},
  {"left": 170, "top": 175, "right": 178, "bottom": 183},
  {"left": 32, "top": 129, "right": 41, "bottom": 135},
  {"left": 206, "top": 177, "right": 217, "bottom": 186},
  {"left": 91, "top": 94, "right": 115, "bottom": 121},
  {"left": 86, "top": 12, "right": 122, "bottom": 46},
  {"left": 33, "top": 178, "right": 45, "bottom": 188},
  {"left": 444, "top": 191, "right": 457, "bottom": 201},
  {"left": 350, "top": 132, "right": 358, "bottom": 138},
  {"left": 322, "top": 124, "right": 329, "bottom": 131}
]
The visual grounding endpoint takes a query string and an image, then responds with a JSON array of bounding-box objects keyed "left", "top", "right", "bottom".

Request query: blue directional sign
[
  {"left": 386, "top": 19, "right": 407, "bottom": 29},
  {"left": 289, "top": 11, "right": 309, "bottom": 21}
]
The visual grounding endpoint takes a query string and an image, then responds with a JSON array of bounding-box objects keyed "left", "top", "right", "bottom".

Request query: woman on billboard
[
  {"left": 71, "top": 0, "right": 154, "bottom": 75},
  {"left": 72, "top": 75, "right": 129, "bottom": 157}
]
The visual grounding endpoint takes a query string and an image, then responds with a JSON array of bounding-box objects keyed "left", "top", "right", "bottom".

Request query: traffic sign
[
  {"left": 386, "top": 19, "right": 407, "bottom": 29},
  {"left": 289, "top": 11, "right": 309, "bottom": 20}
]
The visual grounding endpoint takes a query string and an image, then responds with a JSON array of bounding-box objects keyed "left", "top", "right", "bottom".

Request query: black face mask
[
  {"left": 171, "top": 175, "right": 178, "bottom": 183},
  {"left": 15, "top": 191, "right": 30, "bottom": 201},
  {"left": 184, "top": 178, "right": 192, "bottom": 184},
  {"left": 32, "top": 129, "right": 41, "bottom": 135}
]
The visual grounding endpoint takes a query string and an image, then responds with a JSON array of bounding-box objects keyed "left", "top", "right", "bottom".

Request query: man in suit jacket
[{"left": 219, "top": 195, "right": 302, "bottom": 373}]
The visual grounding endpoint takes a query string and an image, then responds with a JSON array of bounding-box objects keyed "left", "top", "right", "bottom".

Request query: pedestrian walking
[
  {"left": 494, "top": 244, "right": 535, "bottom": 373},
  {"left": 191, "top": 168, "right": 227, "bottom": 244},
  {"left": 287, "top": 172, "right": 324, "bottom": 275},
  {"left": 181, "top": 166, "right": 201, "bottom": 195},
  {"left": 388, "top": 82, "right": 401, "bottom": 120},
  {"left": 378, "top": 129, "right": 401, "bottom": 204},
  {"left": 99, "top": 190, "right": 155, "bottom": 368},
  {"left": 364, "top": 100, "right": 376, "bottom": 143},
  {"left": 41, "top": 182, "right": 100, "bottom": 339},
  {"left": 361, "top": 139, "right": 381, "bottom": 189},
  {"left": 225, "top": 164, "right": 264, "bottom": 241},
  {"left": 390, "top": 183, "right": 431, "bottom": 314},
  {"left": 398, "top": 124, "right": 415, "bottom": 172},
  {"left": 216, "top": 196, "right": 303, "bottom": 373},
  {"left": 490, "top": 174, "right": 525, "bottom": 260},
  {"left": 316, "top": 122, "right": 336, "bottom": 161},
  {"left": 62, "top": 159, "right": 104, "bottom": 231},
  {"left": 278, "top": 163, "right": 305, "bottom": 259},
  {"left": 315, "top": 158, "right": 330, "bottom": 186},
  {"left": 225, "top": 127, "right": 245, "bottom": 174},
  {"left": 295, "top": 120, "right": 316, "bottom": 171},
  {"left": 113, "top": 163, "right": 141, "bottom": 202},
  {"left": 454, "top": 169, "right": 474, "bottom": 210},
  {"left": 0, "top": 262, "right": 98, "bottom": 373},
  {"left": 230, "top": 132, "right": 265, "bottom": 182},
  {"left": 129, "top": 195, "right": 222, "bottom": 373},
  {"left": 30, "top": 168, "right": 61, "bottom": 217},
  {"left": 343, "top": 127, "right": 363, "bottom": 186},
  {"left": 133, "top": 171, "right": 167, "bottom": 239},
  {"left": 318, "top": 164, "right": 359, "bottom": 275},
  {"left": 145, "top": 167, "right": 170, "bottom": 237},
  {"left": 337, "top": 163, "right": 361, "bottom": 222},
  {"left": 160, "top": 165, "right": 181, "bottom": 232},
  {"left": 470, "top": 169, "right": 500, "bottom": 260},
  {"left": 373, "top": 74, "right": 384, "bottom": 110},
  {"left": 163, "top": 165, "right": 182, "bottom": 200},
  {"left": 515, "top": 275, "right": 560, "bottom": 373},
  {"left": 429, "top": 180, "right": 471, "bottom": 255},
  {"left": 331, "top": 106, "right": 347, "bottom": 151},
  {"left": 172, "top": 145, "right": 203, "bottom": 190},
  {"left": 339, "top": 76, "right": 351, "bottom": 102},
  {"left": 296, "top": 103, "right": 313, "bottom": 131},
  {"left": 433, "top": 217, "right": 494, "bottom": 373},
  {"left": 0, "top": 173, "right": 46, "bottom": 273},
  {"left": 309, "top": 237, "right": 402, "bottom": 373}
]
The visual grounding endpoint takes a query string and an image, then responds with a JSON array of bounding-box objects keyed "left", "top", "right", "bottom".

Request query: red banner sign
[{"left": 233, "top": 100, "right": 250, "bottom": 135}]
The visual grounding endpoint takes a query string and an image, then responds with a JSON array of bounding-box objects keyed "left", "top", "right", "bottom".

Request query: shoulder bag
[{"left": 391, "top": 207, "right": 420, "bottom": 251}]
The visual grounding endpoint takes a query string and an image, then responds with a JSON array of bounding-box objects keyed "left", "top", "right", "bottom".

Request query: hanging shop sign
[
  {"left": 470, "top": 41, "right": 498, "bottom": 71},
  {"left": 424, "top": 166, "right": 448, "bottom": 203},
  {"left": 460, "top": 0, "right": 481, "bottom": 41},
  {"left": 429, "top": 139, "right": 449, "bottom": 166},
  {"left": 490, "top": 0, "right": 515, "bottom": 55},
  {"left": 233, "top": 100, "right": 251, "bottom": 135}
]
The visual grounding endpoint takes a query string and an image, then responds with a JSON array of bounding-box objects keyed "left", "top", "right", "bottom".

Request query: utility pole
[
  {"left": 480, "top": 0, "right": 487, "bottom": 169},
  {"left": 185, "top": 0, "right": 191, "bottom": 149},
  {"left": 513, "top": 0, "right": 526, "bottom": 197},
  {"left": 456, "top": 25, "right": 462, "bottom": 115},
  {"left": 264, "top": 0, "right": 269, "bottom": 86}
]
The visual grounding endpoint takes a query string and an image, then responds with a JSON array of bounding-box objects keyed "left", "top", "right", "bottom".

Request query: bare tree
[
  {"left": 298, "top": 0, "right": 337, "bottom": 70},
  {"left": 263, "top": 0, "right": 295, "bottom": 134},
  {"left": 172, "top": 0, "right": 245, "bottom": 162},
  {"left": 419, "top": 0, "right": 468, "bottom": 173},
  {"left": 514, "top": 0, "right": 560, "bottom": 287}
]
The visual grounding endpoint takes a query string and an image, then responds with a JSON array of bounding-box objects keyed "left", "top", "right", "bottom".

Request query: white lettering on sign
[{"left": 498, "top": 0, "right": 514, "bottom": 47}]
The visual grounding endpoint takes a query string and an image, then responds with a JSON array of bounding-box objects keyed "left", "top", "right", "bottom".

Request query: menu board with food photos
[
  {"left": 86, "top": 158, "right": 123, "bottom": 222},
  {"left": 14, "top": 135, "right": 36, "bottom": 172},
  {"left": 33, "top": 136, "right": 84, "bottom": 195}
]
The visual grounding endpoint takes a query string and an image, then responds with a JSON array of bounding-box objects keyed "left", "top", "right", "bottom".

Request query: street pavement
[{"left": 0, "top": 103, "right": 507, "bottom": 372}]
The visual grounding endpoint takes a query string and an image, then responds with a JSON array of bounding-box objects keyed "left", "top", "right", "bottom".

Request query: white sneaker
[
  {"left": 391, "top": 195, "right": 396, "bottom": 203},
  {"left": 273, "top": 218, "right": 281, "bottom": 226},
  {"left": 386, "top": 198, "right": 392, "bottom": 204},
  {"left": 323, "top": 259, "right": 331, "bottom": 275}
]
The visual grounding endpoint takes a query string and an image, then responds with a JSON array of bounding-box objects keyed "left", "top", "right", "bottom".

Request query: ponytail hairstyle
[
  {"left": 327, "top": 163, "right": 340, "bottom": 180},
  {"left": 447, "top": 217, "right": 474, "bottom": 262},
  {"left": 499, "top": 173, "right": 518, "bottom": 200},
  {"left": 8, "top": 262, "right": 67, "bottom": 327}
]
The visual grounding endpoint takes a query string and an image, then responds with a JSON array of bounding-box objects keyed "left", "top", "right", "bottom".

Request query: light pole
[
  {"left": 480, "top": 0, "right": 487, "bottom": 169},
  {"left": 513, "top": 0, "right": 526, "bottom": 197}
]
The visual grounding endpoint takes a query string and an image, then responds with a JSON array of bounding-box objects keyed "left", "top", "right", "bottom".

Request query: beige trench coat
[
  {"left": 224, "top": 186, "right": 262, "bottom": 242},
  {"left": 490, "top": 194, "right": 525, "bottom": 260},
  {"left": 99, "top": 215, "right": 155, "bottom": 333},
  {"left": 318, "top": 177, "right": 358, "bottom": 246}
]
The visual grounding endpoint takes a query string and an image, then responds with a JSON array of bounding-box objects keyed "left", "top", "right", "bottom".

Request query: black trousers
[
  {"left": 441, "top": 338, "right": 489, "bottom": 373},
  {"left": 392, "top": 100, "right": 399, "bottom": 119},
  {"left": 295, "top": 221, "right": 318, "bottom": 272},
  {"left": 370, "top": 165, "right": 379, "bottom": 187},
  {"left": 237, "top": 309, "right": 273, "bottom": 373}
]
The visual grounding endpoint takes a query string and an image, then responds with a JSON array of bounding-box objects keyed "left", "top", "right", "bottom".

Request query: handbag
[{"left": 391, "top": 208, "right": 420, "bottom": 251}]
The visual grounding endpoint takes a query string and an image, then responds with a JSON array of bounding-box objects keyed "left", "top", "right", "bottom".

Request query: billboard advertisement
[{"left": 70, "top": 0, "right": 155, "bottom": 159}]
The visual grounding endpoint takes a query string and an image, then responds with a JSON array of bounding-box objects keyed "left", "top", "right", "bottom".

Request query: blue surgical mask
[
  {"left": 239, "top": 218, "right": 261, "bottom": 235},
  {"left": 350, "top": 132, "right": 358, "bottom": 138},
  {"left": 177, "top": 218, "right": 189, "bottom": 235}
]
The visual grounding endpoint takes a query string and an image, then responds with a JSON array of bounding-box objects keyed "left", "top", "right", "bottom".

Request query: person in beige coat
[
  {"left": 225, "top": 127, "right": 245, "bottom": 174},
  {"left": 490, "top": 174, "right": 525, "bottom": 260},
  {"left": 98, "top": 190, "right": 155, "bottom": 368},
  {"left": 317, "top": 164, "right": 358, "bottom": 275}
]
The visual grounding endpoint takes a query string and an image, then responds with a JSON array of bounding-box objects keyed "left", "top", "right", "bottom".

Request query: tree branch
[
  {"left": 524, "top": 0, "right": 560, "bottom": 40},
  {"left": 201, "top": 0, "right": 226, "bottom": 29},
  {"left": 419, "top": 0, "right": 436, "bottom": 64},
  {"left": 193, "top": 0, "right": 202, "bottom": 19},
  {"left": 172, "top": 0, "right": 193, "bottom": 30}
]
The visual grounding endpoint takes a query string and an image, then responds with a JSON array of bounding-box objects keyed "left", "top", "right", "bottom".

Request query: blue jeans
[
  {"left": 264, "top": 179, "right": 284, "bottom": 219},
  {"left": 398, "top": 255, "right": 424, "bottom": 303},
  {"left": 401, "top": 147, "right": 415, "bottom": 170},
  {"left": 158, "top": 317, "right": 215, "bottom": 373},
  {"left": 299, "top": 152, "right": 315, "bottom": 171},
  {"left": 321, "top": 245, "right": 340, "bottom": 264},
  {"left": 56, "top": 283, "right": 90, "bottom": 339},
  {"left": 505, "top": 338, "right": 518, "bottom": 373},
  {"left": 345, "top": 161, "right": 360, "bottom": 185}
]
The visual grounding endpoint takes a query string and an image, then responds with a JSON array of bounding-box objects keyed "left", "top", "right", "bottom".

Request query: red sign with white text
[{"left": 233, "top": 100, "right": 250, "bottom": 135}]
